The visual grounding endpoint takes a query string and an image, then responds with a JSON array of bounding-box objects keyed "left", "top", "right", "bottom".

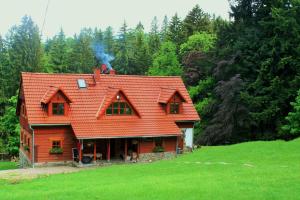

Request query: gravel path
[{"left": 0, "top": 166, "right": 82, "bottom": 180}]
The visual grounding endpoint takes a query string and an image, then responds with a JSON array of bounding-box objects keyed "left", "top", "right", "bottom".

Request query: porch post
[
  {"left": 93, "top": 141, "right": 97, "bottom": 162},
  {"left": 79, "top": 140, "right": 83, "bottom": 163},
  {"left": 124, "top": 138, "right": 127, "bottom": 161},
  {"left": 107, "top": 139, "right": 110, "bottom": 161}
]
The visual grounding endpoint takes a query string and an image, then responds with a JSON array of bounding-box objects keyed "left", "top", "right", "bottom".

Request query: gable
[{"left": 40, "top": 86, "right": 72, "bottom": 105}]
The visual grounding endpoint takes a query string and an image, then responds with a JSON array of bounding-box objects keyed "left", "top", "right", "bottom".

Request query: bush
[
  {"left": 153, "top": 146, "right": 165, "bottom": 153},
  {"left": 49, "top": 147, "right": 63, "bottom": 154},
  {"left": 23, "top": 145, "right": 29, "bottom": 151}
]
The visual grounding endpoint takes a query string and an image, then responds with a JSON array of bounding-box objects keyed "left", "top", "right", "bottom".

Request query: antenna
[{"left": 40, "top": 0, "right": 50, "bottom": 37}]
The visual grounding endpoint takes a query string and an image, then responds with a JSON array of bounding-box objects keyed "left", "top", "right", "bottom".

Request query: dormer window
[
  {"left": 169, "top": 95, "right": 180, "bottom": 114},
  {"left": 106, "top": 102, "right": 132, "bottom": 115},
  {"left": 52, "top": 103, "right": 64, "bottom": 115}
]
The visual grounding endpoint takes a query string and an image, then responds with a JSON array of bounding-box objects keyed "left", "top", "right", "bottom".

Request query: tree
[
  {"left": 68, "top": 28, "right": 95, "bottom": 73},
  {"left": 6, "top": 16, "right": 43, "bottom": 97},
  {"left": 160, "top": 15, "right": 169, "bottom": 42},
  {"left": 166, "top": 13, "right": 184, "bottom": 51},
  {"left": 47, "top": 29, "right": 69, "bottom": 72},
  {"left": 148, "top": 16, "right": 161, "bottom": 56},
  {"left": 182, "top": 5, "right": 212, "bottom": 38},
  {"left": 114, "top": 21, "right": 131, "bottom": 74},
  {"left": 148, "top": 41, "right": 182, "bottom": 76},
  {"left": 103, "top": 26, "right": 115, "bottom": 55},
  {"left": 281, "top": 89, "right": 300, "bottom": 137},
  {"left": 0, "top": 35, "right": 9, "bottom": 116},
  {"left": 199, "top": 75, "right": 249, "bottom": 145},
  {"left": 131, "top": 23, "right": 151, "bottom": 74},
  {"left": 0, "top": 95, "right": 19, "bottom": 156}
]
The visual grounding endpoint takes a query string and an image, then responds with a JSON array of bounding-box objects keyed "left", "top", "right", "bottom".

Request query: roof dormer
[
  {"left": 41, "top": 86, "right": 72, "bottom": 116},
  {"left": 158, "top": 88, "right": 187, "bottom": 114}
]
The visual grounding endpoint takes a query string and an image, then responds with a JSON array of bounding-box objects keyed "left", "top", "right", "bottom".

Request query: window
[
  {"left": 170, "top": 103, "right": 180, "bottom": 114},
  {"left": 52, "top": 140, "right": 62, "bottom": 149},
  {"left": 52, "top": 103, "right": 64, "bottom": 115},
  {"left": 169, "top": 94, "right": 180, "bottom": 114},
  {"left": 77, "top": 79, "right": 87, "bottom": 89},
  {"left": 106, "top": 102, "right": 132, "bottom": 115}
]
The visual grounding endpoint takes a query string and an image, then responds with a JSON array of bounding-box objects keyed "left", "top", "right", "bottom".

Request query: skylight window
[{"left": 77, "top": 79, "right": 87, "bottom": 89}]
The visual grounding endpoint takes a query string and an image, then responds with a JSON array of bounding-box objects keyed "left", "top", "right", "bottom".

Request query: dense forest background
[{"left": 1, "top": 0, "right": 300, "bottom": 155}]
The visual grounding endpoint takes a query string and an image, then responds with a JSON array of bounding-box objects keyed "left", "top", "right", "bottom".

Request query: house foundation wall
[
  {"left": 19, "top": 149, "right": 31, "bottom": 168},
  {"left": 139, "top": 151, "right": 176, "bottom": 162}
]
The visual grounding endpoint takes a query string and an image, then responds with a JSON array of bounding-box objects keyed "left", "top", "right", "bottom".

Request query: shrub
[
  {"left": 49, "top": 147, "right": 63, "bottom": 154},
  {"left": 153, "top": 146, "right": 165, "bottom": 153},
  {"left": 23, "top": 145, "right": 29, "bottom": 151}
]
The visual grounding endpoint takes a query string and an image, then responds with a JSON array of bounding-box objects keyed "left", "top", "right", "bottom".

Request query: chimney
[
  {"left": 101, "top": 64, "right": 108, "bottom": 74},
  {"left": 93, "top": 67, "right": 101, "bottom": 81},
  {"left": 110, "top": 69, "right": 116, "bottom": 75}
]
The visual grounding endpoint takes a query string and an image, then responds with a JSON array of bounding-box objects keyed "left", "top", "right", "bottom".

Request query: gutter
[{"left": 29, "top": 125, "right": 35, "bottom": 168}]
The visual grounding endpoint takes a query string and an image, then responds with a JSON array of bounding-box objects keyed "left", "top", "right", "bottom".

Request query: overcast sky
[{"left": 0, "top": 0, "right": 230, "bottom": 40}]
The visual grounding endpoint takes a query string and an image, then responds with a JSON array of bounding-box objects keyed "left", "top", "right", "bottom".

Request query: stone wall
[
  {"left": 19, "top": 149, "right": 31, "bottom": 168},
  {"left": 139, "top": 151, "right": 176, "bottom": 162}
]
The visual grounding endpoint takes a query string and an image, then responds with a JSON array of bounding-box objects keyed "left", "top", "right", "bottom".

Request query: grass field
[
  {"left": 0, "top": 139, "right": 299, "bottom": 200},
  {"left": 0, "top": 162, "right": 18, "bottom": 171}
]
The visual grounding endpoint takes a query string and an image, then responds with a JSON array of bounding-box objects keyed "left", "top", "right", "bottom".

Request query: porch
[{"left": 75, "top": 138, "right": 140, "bottom": 164}]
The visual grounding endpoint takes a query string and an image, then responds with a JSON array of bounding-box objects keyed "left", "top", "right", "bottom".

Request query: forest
[{"left": 1, "top": 0, "right": 300, "bottom": 156}]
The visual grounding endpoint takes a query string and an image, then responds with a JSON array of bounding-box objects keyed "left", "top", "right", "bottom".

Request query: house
[{"left": 17, "top": 66, "right": 200, "bottom": 167}]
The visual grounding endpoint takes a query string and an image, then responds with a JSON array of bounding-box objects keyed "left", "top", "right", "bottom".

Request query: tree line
[{"left": 1, "top": 1, "right": 300, "bottom": 155}]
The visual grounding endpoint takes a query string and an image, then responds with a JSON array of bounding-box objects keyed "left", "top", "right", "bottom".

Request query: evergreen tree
[
  {"left": 166, "top": 13, "right": 184, "bottom": 51},
  {"left": 48, "top": 29, "right": 68, "bottom": 72},
  {"left": 160, "top": 15, "right": 169, "bottom": 42},
  {"left": 114, "top": 21, "right": 131, "bottom": 74},
  {"left": 131, "top": 23, "right": 151, "bottom": 74},
  {"left": 149, "top": 16, "right": 161, "bottom": 56},
  {"left": 182, "top": 5, "right": 212, "bottom": 38},
  {"left": 68, "top": 28, "right": 95, "bottom": 73},
  {"left": 6, "top": 16, "right": 43, "bottom": 96},
  {"left": 103, "top": 26, "right": 114, "bottom": 55}
]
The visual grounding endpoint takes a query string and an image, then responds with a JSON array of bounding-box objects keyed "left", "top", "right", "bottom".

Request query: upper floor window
[
  {"left": 170, "top": 102, "right": 180, "bottom": 114},
  {"left": 169, "top": 95, "right": 180, "bottom": 114},
  {"left": 106, "top": 102, "right": 132, "bottom": 115},
  {"left": 52, "top": 103, "right": 64, "bottom": 115}
]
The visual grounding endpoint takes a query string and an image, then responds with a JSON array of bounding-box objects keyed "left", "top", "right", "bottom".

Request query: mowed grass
[
  {"left": 0, "top": 139, "right": 300, "bottom": 200},
  {"left": 0, "top": 162, "right": 18, "bottom": 171}
]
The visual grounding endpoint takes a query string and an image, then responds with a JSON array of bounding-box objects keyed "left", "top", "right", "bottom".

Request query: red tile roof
[
  {"left": 40, "top": 86, "right": 72, "bottom": 104},
  {"left": 158, "top": 87, "right": 187, "bottom": 104},
  {"left": 21, "top": 72, "right": 200, "bottom": 139}
]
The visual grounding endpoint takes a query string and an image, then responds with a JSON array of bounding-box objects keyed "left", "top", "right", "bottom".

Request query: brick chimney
[
  {"left": 101, "top": 64, "right": 108, "bottom": 74},
  {"left": 93, "top": 67, "right": 101, "bottom": 81},
  {"left": 110, "top": 69, "right": 116, "bottom": 75}
]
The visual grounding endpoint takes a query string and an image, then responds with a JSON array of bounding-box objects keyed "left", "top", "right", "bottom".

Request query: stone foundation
[
  {"left": 139, "top": 151, "right": 176, "bottom": 162},
  {"left": 19, "top": 149, "right": 31, "bottom": 168}
]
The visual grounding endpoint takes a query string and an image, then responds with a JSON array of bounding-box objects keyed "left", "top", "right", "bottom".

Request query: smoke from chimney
[{"left": 92, "top": 43, "right": 114, "bottom": 70}]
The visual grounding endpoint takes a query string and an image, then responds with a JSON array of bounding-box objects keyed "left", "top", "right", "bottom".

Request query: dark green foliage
[
  {"left": 281, "top": 89, "right": 300, "bottom": 136},
  {"left": 0, "top": 95, "right": 19, "bottom": 155},
  {"left": 49, "top": 147, "right": 63, "bottom": 154}
]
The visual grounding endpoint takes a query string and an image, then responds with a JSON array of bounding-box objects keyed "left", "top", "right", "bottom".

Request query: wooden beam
[
  {"left": 107, "top": 139, "right": 110, "bottom": 161},
  {"left": 93, "top": 141, "right": 97, "bottom": 161},
  {"left": 124, "top": 138, "right": 127, "bottom": 161},
  {"left": 79, "top": 140, "right": 82, "bottom": 163}
]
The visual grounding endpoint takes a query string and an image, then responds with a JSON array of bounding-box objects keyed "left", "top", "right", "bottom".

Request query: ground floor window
[
  {"left": 153, "top": 138, "right": 164, "bottom": 152},
  {"left": 50, "top": 140, "right": 63, "bottom": 154}
]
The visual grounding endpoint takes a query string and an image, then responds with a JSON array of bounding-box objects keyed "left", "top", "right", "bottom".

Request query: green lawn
[
  {"left": 0, "top": 161, "right": 18, "bottom": 171},
  {"left": 0, "top": 139, "right": 300, "bottom": 200}
]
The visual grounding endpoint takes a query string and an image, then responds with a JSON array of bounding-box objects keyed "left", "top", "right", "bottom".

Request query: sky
[{"left": 0, "top": 0, "right": 230, "bottom": 40}]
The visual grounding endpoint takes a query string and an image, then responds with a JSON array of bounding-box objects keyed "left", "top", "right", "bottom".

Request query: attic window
[{"left": 77, "top": 79, "right": 87, "bottom": 89}]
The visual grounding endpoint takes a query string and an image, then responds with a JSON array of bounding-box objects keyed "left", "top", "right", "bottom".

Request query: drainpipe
[{"left": 29, "top": 125, "right": 35, "bottom": 168}]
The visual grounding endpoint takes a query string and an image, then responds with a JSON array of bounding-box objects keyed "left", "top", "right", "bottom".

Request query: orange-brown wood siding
[
  {"left": 139, "top": 137, "right": 177, "bottom": 153},
  {"left": 34, "top": 126, "right": 76, "bottom": 163}
]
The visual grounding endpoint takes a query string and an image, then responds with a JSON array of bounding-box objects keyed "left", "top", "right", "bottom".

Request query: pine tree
[
  {"left": 48, "top": 29, "right": 68, "bottom": 72},
  {"left": 6, "top": 15, "right": 43, "bottom": 97},
  {"left": 131, "top": 23, "right": 151, "bottom": 74},
  {"left": 114, "top": 21, "right": 130, "bottom": 74},
  {"left": 68, "top": 28, "right": 95, "bottom": 73},
  {"left": 166, "top": 13, "right": 184, "bottom": 51},
  {"left": 148, "top": 16, "right": 161, "bottom": 56},
  {"left": 103, "top": 26, "right": 114, "bottom": 55},
  {"left": 160, "top": 15, "right": 169, "bottom": 42},
  {"left": 182, "top": 4, "right": 212, "bottom": 38}
]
